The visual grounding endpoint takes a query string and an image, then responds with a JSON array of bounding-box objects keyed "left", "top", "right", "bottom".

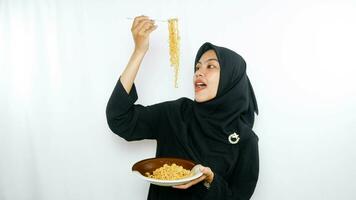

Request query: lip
[
  {"left": 194, "top": 79, "right": 207, "bottom": 93},
  {"left": 195, "top": 87, "right": 205, "bottom": 93}
]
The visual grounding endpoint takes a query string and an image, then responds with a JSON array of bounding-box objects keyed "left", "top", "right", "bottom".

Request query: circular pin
[{"left": 228, "top": 132, "right": 240, "bottom": 144}]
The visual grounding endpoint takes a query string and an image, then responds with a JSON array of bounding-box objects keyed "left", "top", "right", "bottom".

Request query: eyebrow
[{"left": 197, "top": 58, "right": 219, "bottom": 64}]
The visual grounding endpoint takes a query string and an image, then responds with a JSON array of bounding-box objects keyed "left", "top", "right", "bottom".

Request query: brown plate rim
[{"left": 131, "top": 157, "right": 197, "bottom": 171}]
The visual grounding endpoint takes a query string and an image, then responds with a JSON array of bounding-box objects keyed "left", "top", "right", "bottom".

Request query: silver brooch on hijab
[{"left": 228, "top": 132, "right": 240, "bottom": 144}]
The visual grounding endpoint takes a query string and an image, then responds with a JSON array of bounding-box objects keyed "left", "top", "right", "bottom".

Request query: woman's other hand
[
  {"left": 173, "top": 165, "right": 214, "bottom": 189},
  {"left": 131, "top": 15, "right": 157, "bottom": 54}
]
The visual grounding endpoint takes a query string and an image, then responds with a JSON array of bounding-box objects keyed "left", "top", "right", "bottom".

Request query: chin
[
  {"left": 194, "top": 96, "right": 202, "bottom": 102},
  {"left": 195, "top": 93, "right": 217, "bottom": 102},
  {"left": 194, "top": 96, "right": 209, "bottom": 103}
]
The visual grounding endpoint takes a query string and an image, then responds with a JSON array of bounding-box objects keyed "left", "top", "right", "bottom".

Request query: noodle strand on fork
[
  {"left": 168, "top": 18, "right": 180, "bottom": 88},
  {"left": 126, "top": 17, "right": 180, "bottom": 88}
]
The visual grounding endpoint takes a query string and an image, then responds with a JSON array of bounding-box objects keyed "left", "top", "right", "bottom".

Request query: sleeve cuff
[
  {"left": 207, "top": 173, "right": 221, "bottom": 192},
  {"left": 107, "top": 77, "right": 139, "bottom": 113},
  {"left": 117, "top": 77, "right": 138, "bottom": 103},
  {"left": 202, "top": 173, "right": 228, "bottom": 198}
]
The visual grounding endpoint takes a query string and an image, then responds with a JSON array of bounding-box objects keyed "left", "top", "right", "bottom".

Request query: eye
[
  {"left": 195, "top": 65, "right": 200, "bottom": 71},
  {"left": 207, "top": 65, "right": 215, "bottom": 69}
]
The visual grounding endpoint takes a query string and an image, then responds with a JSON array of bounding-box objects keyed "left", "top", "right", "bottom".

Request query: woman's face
[{"left": 194, "top": 50, "right": 221, "bottom": 102}]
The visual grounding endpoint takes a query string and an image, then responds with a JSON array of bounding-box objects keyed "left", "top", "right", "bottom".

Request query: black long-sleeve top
[{"left": 106, "top": 79, "right": 259, "bottom": 200}]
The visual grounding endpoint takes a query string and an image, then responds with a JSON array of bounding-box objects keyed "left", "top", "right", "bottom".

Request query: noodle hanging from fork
[{"left": 168, "top": 18, "right": 180, "bottom": 88}]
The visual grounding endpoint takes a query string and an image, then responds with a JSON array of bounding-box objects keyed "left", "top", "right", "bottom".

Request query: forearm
[
  {"left": 120, "top": 49, "right": 146, "bottom": 94},
  {"left": 120, "top": 15, "right": 157, "bottom": 94}
]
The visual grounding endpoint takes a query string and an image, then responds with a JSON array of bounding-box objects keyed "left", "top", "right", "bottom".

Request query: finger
[
  {"left": 131, "top": 15, "right": 148, "bottom": 29},
  {"left": 173, "top": 176, "right": 206, "bottom": 189},
  {"left": 137, "top": 19, "right": 154, "bottom": 30},
  {"left": 132, "top": 19, "right": 151, "bottom": 34},
  {"left": 134, "top": 20, "right": 154, "bottom": 34},
  {"left": 131, "top": 15, "right": 149, "bottom": 30},
  {"left": 201, "top": 167, "right": 212, "bottom": 175},
  {"left": 144, "top": 25, "right": 157, "bottom": 36},
  {"left": 191, "top": 174, "right": 207, "bottom": 185},
  {"left": 172, "top": 175, "right": 207, "bottom": 189},
  {"left": 138, "top": 21, "right": 155, "bottom": 35},
  {"left": 200, "top": 166, "right": 214, "bottom": 183}
]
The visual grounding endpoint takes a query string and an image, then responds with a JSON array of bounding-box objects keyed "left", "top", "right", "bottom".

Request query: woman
[{"left": 106, "top": 15, "right": 259, "bottom": 200}]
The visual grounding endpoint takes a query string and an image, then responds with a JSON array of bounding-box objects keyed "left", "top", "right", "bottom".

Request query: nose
[{"left": 195, "top": 68, "right": 204, "bottom": 77}]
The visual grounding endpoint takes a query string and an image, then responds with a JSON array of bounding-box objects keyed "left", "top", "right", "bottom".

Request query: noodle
[
  {"left": 168, "top": 18, "right": 180, "bottom": 88},
  {"left": 145, "top": 163, "right": 191, "bottom": 180}
]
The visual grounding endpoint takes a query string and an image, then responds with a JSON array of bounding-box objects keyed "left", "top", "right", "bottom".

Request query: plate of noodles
[{"left": 132, "top": 157, "right": 203, "bottom": 186}]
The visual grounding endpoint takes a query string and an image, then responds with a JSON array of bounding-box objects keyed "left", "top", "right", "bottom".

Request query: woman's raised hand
[
  {"left": 131, "top": 15, "right": 157, "bottom": 54},
  {"left": 120, "top": 15, "right": 157, "bottom": 94}
]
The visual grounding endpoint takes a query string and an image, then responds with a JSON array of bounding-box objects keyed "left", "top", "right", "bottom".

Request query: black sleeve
[
  {"left": 106, "top": 78, "right": 166, "bottom": 141},
  {"left": 204, "top": 135, "right": 259, "bottom": 200}
]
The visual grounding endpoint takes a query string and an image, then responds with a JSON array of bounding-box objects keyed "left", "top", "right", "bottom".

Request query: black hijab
[
  {"left": 164, "top": 42, "right": 259, "bottom": 176},
  {"left": 191, "top": 42, "right": 258, "bottom": 145}
]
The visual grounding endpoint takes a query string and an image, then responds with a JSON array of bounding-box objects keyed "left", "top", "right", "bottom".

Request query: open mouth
[{"left": 195, "top": 82, "right": 207, "bottom": 92}]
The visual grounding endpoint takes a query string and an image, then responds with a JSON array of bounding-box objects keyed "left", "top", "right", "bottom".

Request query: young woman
[{"left": 106, "top": 15, "right": 259, "bottom": 200}]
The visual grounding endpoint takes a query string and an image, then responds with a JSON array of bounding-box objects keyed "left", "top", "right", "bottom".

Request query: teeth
[{"left": 196, "top": 82, "right": 207, "bottom": 89}]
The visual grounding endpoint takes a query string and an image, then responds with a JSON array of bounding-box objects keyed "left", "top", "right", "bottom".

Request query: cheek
[{"left": 210, "top": 73, "right": 220, "bottom": 90}]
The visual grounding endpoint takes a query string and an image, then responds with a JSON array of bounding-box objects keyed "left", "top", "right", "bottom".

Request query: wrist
[{"left": 133, "top": 48, "right": 148, "bottom": 56}]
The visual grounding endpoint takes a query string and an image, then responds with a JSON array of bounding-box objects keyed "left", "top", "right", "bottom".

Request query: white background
[{"left": 1, "top": 0, "right": 356, "bottom": 200}]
